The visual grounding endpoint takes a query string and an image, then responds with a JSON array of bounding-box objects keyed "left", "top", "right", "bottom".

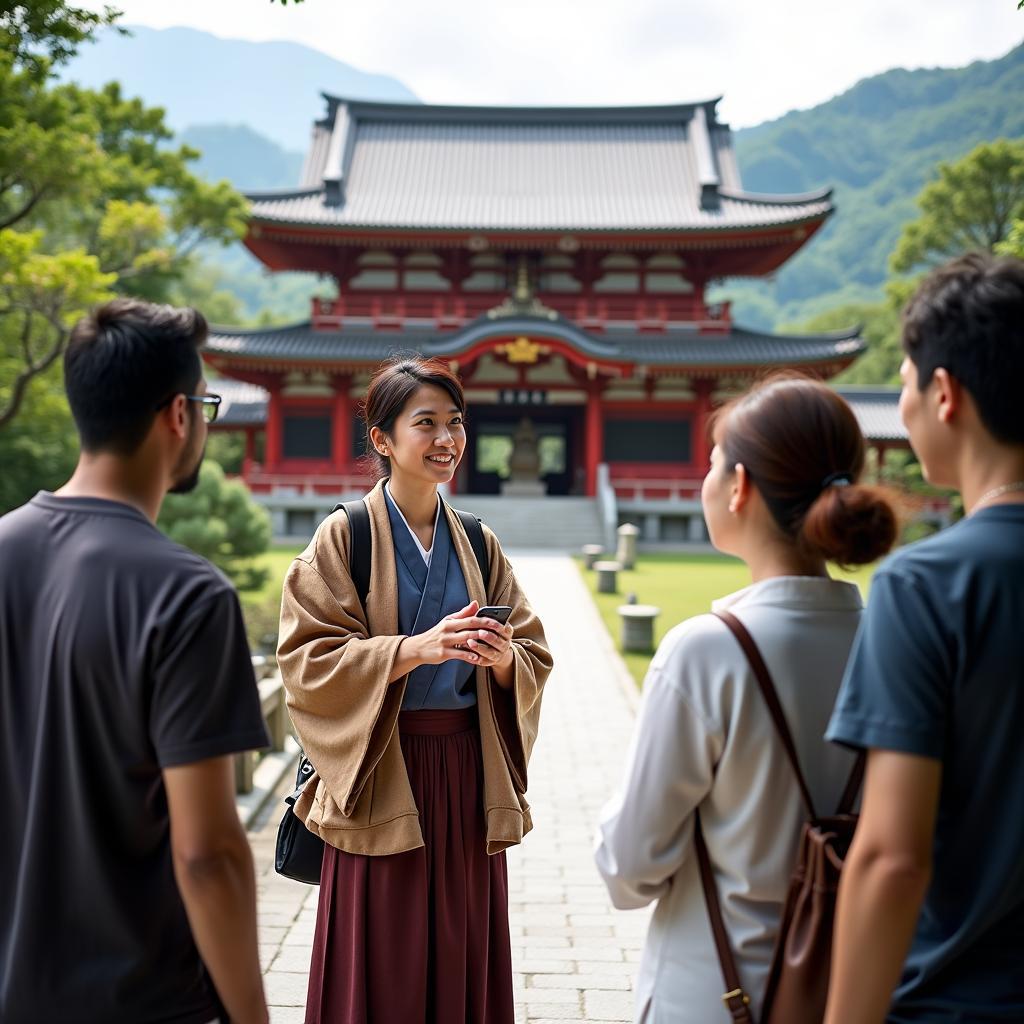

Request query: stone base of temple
[{"left": 500, "top": 479, "right": 547, "bottom": 497}]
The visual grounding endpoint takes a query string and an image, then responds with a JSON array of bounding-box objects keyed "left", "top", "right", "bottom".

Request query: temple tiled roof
[
  {"left": 206, "top": 315, "right": 865, "bottom": 369},
  {"left": 209, "top": 380, "right": 270, "bottom": 426},
  {"left": 836, "top": 387, "right": 907, "bottom": 441},
  {"left": 247, "top": 97, "right": 833, "bottom": 233}
]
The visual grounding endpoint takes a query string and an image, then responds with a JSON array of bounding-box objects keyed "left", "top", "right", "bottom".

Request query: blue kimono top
[{"left": 384, "top": 485, "right": 476, "bottom": 710}]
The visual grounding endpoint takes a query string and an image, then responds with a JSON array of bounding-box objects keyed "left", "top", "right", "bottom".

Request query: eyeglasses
[
  {"left": 187, "top": 394, "right": 221, "bottom": 424},
  {"left": 155, "top": 393, "right": 222, "bottom": 424}
]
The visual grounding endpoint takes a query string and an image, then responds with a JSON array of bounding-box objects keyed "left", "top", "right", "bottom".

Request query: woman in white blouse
[{"left": 595, "top": 375, "right": 898, "bottom": 1024}]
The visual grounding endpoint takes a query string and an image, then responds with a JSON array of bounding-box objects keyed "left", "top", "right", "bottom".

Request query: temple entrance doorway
[{"left": 461, "top": 405, "right": 581, "bottom": 496}]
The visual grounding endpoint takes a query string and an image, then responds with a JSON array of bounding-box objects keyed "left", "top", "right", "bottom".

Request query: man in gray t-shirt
[
  {"left": 824, "top": 253, "right": 1024, "bottom": 1024},
  {"left": 0, "top": 300, "right": 269, "bottom": 1024}
]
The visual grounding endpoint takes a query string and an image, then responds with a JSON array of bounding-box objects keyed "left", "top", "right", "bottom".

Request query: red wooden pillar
[
  {"left": 242, "top": 427, "right": 256, "bottom": 479},
  {"left": 265, "top": 384, "right": 283, "bottom": 470},
  {"left": 584, "top": 382, "right": 604, "bottom": 497},
  {"left": 693, "top": 378, "right": 714, "bottom": 474},
  {"left": 873, "top": 442, "right": 888, "bottom": 481},
  {"left": 331, "top": 375, "right": 352, "bottom": 475}
]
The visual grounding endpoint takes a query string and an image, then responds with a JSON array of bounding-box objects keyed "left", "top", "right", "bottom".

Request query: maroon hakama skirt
[{"left": 305, "top": 707, "right": 515, "bottom": 1024}]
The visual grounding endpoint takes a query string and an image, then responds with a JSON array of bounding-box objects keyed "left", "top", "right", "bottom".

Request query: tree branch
[
  {"left": 0, "top": 186, "right": 50, "bottom": 231},
  {"left": 0, "top": 312, "right": 68, "bottom": 430}
]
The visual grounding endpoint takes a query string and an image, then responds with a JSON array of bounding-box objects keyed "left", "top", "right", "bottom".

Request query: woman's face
[
  {"left": 701, "top": 432, "right": 738, "bottom": 556},
  {"left": 377, "top": 383, "right": 466, "bottom": 487}
]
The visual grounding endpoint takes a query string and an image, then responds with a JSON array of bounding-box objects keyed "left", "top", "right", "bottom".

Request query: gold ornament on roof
[
  {"left": 497, "top": 337, "right": 550, "bottom": 364},
  {"left": 486, "top": 255, "right": 559, "bottom": 322}
]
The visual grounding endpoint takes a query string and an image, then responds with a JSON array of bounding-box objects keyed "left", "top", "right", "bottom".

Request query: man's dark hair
[
  {"left": 64, "top": 298, "right": 208, "bottom": 455},
  {"left": 902, "top": 251, "right": 1024, "bottom": 445}
]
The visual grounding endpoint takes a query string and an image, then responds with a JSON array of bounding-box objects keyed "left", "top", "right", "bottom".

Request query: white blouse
[{"left": 595, "top": 576, "right": 863, "bottom": 1024}]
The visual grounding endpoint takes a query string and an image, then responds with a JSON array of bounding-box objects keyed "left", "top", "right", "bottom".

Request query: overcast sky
[{"left": 81, "top": 0, "right": 1023, "bottom": 127}]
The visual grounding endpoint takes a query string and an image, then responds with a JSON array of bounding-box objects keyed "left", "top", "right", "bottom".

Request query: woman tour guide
[{"left": 278, "top": 357, "right": 552, "bottom": 1024}]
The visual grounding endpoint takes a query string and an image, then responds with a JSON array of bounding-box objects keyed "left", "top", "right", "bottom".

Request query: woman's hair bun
[{"left": 800, "top": 483, "right": 899, "bottom": 567}]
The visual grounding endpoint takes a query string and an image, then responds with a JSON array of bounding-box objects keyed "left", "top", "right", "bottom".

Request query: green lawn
[
  {"left": 239, "top": 545, "right": 304, "bottom": 609},
  {"left": 576, "top": 553, "right": 878, "bottom": 686}
]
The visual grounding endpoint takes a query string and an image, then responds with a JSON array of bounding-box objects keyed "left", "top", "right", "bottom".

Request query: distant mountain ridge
[{"left": 61, "top": 25, "right": 419, "bottom": 151}]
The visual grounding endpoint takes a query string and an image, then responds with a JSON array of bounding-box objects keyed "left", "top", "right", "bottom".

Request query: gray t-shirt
[
  {"left": 0, "top": 493, "right": 269, "bottom": 1024},
  {"left": 828, "top": 505, "right": 1024, "bottom": 1022}
]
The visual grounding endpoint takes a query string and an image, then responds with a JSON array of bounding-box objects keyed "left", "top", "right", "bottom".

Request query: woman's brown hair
[
  {"left": 713, "top": 374, "right": 898, "bottom": 566},
  {"left": 361, "top": 355, "right": 466, "bottom": 479}
]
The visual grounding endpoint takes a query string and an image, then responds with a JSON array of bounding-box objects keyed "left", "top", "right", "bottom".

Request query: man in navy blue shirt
[{"left": 825, "top": 252, "right": 1024, "bottom": 1023}]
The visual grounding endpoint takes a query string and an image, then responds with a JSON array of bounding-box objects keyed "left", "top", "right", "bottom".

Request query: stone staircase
[{"left": 449, "top": 495, "right": 604, "bottom": 551}]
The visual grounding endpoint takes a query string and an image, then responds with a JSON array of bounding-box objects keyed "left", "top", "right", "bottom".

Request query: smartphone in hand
[{"left": 477, "top": 605, "right": 513, "bottom": 625}]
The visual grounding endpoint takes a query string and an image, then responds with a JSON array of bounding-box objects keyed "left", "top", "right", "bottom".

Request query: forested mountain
[
  {"left": 725, "top": 41, "right": 1024, "bottom": 327},
  {"left": 181, "top": 125, "right": 304, "bottom": 192}
]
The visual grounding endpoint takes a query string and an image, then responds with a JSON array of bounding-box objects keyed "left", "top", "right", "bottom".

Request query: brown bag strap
[
  {"left": 694, "top": 811, "right": 756, "bottom": 1024},
  {"left": 836, "top": 749, "right": 866, "bottom": 815},
  {"left": 713, "top": 610, "right": 817, "bottom": 819},
  {"left": 713, "top": 609, "right": 864, "bottom": 818}
]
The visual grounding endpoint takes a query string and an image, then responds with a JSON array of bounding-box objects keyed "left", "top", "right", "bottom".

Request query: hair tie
[{"left": 821, "top": 471, "right": 853, "bottom": 490}]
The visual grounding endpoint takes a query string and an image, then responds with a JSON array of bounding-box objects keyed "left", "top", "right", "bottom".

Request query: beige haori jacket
[{"left": 277, "top": 479, "right": 553, "bottom": 857}]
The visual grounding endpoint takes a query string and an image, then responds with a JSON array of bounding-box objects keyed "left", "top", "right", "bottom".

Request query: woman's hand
[
  {"left": 390, "top": 602, "right": 517, "bottom": 683},
  {"left": 464, "top": 618, "right": 514, "bottom": 671}
]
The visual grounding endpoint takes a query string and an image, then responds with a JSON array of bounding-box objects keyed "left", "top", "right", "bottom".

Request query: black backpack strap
[
  {"left": 331, "top": 500, "right": 371, "bottom": 610},
  {"left": 453, "top": 508, "right": 490, "bottom": 595}
]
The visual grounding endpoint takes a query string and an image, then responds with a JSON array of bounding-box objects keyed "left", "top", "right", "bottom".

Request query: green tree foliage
[
  {"left": 0, "top": 362, "right": 77, "bottom": 511},
  {"left": 205, "top": 430, "right": 247, "bottom": 475},
  {"left": 784, "top": 301, "right": 902, "bottom": 387},
  {"left": 997, "top": 218, "right": 1024, "bottom": 259},
  {"left": 158, "top": 462, "right": 271, "bottom": 590},
  {"left": 0, "top": 2, "right": 249, "bottom": 434},
  {"left": 890, "top": 139, "right": 1024, "bottom": 274},
  {"left": 0, "top": 0, "right": 119, "bottom": 77}
]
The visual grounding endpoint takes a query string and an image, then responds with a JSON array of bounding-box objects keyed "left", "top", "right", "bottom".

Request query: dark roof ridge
[
  {"left": 731, "top": 322, "right": 861, "bottom": 343},
  {"left": 208, "top": 319, "right": 314, "bottom": 336},
  {"left": 243, "top": 186, "right": 322, "bottom": 202},
  {"left": 835, "top": 386, "right": 901, "bottom": 398},
  {"left": 318, "top": 94, "right": 726, "bottom": 124}
]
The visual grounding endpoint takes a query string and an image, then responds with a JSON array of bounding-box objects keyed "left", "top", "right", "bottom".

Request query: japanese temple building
[{"left": 206, "top": 95, "right": 906, "bottom": 543}]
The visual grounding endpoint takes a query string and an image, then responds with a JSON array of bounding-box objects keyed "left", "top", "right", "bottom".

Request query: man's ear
[
  {"left": 158, "top": 394, "right": 191, "bottom": 441},
  {"left": 730, "top": 462, "right": 752, "bottom": 514},
  {"left": 931, "top": 368, "right": 961, "bottom": 426}
]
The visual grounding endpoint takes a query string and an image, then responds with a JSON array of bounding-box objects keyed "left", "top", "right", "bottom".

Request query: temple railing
[
  {"left": 612, "top": 478, "right": 705, "bottom": 502},
  {"left": 235, "top": 670, "right": 291, "bottom": 795},
  {"left": 246, "top": 471, "right": 374, "bottom": 496},
  {"left": 311, "top": 293, "right": 731, "bottom": 331}
]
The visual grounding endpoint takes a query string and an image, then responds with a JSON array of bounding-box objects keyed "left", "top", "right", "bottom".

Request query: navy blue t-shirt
[{"left": 827, "top": 504, "right": 1024, "bottom": 1022}]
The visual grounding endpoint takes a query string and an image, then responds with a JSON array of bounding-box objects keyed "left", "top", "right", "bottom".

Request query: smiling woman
[{"left": 277, "top": 354, "right": 552, "bottom": 1024}]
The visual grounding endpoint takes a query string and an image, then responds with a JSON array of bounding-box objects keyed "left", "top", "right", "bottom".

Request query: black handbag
[
  {"left": 273, "top": 495, "right": 490, "bottom": 883},
  {"left": 274, "top": 753, "right": 324, "bottom": 883}
]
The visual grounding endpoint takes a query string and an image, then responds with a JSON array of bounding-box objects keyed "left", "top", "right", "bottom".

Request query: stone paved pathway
[{"left": 250, "top": 553, "right": 650, "bottom": 1023}]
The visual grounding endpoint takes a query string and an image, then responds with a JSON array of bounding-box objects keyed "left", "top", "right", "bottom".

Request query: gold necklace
[{"left": 972, "top": 480, "right": 1024, "bottom": 512}]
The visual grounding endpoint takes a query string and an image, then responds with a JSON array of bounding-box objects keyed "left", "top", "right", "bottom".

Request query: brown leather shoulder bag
[{"left": 695, "top": 609, "right": 863, "bottom": 1024}]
